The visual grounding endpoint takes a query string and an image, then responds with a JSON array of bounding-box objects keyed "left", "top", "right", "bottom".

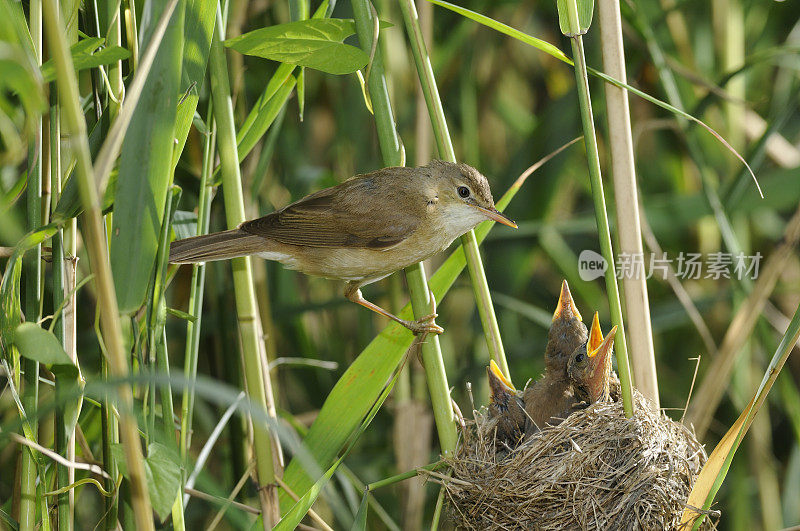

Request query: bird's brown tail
[{"left": 169, "top": 229, "right": 267, "bottom": 264}]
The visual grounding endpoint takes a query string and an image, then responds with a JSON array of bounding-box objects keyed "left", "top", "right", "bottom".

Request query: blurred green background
[{"left": 2, "top": 0, "right": 800, "bottom": 528}]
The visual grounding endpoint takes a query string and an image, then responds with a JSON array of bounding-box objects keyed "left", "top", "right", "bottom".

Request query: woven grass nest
[{"left": 442, "top": 389, "right": 711, "bottom": 530}]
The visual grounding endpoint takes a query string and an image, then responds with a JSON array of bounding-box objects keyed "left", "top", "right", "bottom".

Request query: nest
[{"left": 442, "top": 390, "right": 712, "bottom": 530}]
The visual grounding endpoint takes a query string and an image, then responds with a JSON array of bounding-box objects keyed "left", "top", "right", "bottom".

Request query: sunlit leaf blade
[
  {"left": 233, "top": 76, "right": 296, "bottom": 174},
  {"left": 110, "top": 1, "right": 185, "bottom": 313},
  {"left": 276, "top": 359, "right": 401, "bottom": 529},
  {"left": 427, "top": 0, "right": 570, "bottom": 62},
  {"left": 224, "top": 19, "right": 368, "bottom": 74},
  {"left": 230, "top": 1, "right": 330, "bottom": 168},
  {"left": 681, "top": 301, "right": 800, "bottom": 528},
  {"left": 40, "top": 37, "right": 130, "bottom": 82}
]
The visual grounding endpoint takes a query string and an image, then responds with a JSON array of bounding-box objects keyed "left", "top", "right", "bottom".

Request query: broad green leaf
[
  {"left": 171, "top": 0, "right": 217, "bottom": 169},
  {"left": 13, "top": 323, "right": 75, "bottom": 370},
  {"left": 144, "top": 443, "right": 182, "bottom": 521},
  {"left": 555, "top": 0, "right": 594, "bottom": 36},
  {"left": 279, "top": 168, "right": 535, "bottom": 509},
  {"left": 111, "top": 442, "right": 182, "bottom": 521},
  {"left": 224, "top": 19, "right": 368, "bottom": 75},
  {"left": 110, "top": 0, "right": 185, "bottom": 313},
  {"left": 15, "top": 225, "right": 58, "bottom": 253},
  {"left": 232, "top": 1, "right": 329, "bottom": 165},
  {"left": 234, "top": 69, "right": 296, "bottom": 168},
  {"left": 40, "top": 37, "right": 130, "bottom": 82}
]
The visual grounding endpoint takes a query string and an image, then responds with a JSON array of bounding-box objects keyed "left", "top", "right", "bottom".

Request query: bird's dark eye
[
  {"left": 457, "top": 186, "right": 470, "bottom": 198},
  {"left": 575, "top": 353, "right": 585, "bottom": 363}
]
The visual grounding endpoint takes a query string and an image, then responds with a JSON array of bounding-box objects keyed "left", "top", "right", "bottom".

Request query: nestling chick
[
  {"left": 523, "top": 280, "right": 588, "bottom": 432},
  {"left": 486, "top": 360, "right": 527, "bottom": 448},
  {"left": 567, "top": 314, "right": 617, "bottom": 405}
]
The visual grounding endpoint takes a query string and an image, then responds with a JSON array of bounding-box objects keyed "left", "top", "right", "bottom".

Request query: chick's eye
[
  {"left": 575, "top": 353, "right": 585, "bottom": 363},
  {"left": 457, "top": 186, "right": 470, "bottom": 198}
]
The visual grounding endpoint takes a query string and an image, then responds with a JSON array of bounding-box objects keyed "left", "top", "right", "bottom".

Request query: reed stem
[
  {"left": 596, "top": 0, "right": 659, "bottom": 409},
  {"left": 42, "top": 0, "right": 154, "bottom": 527},
  {"left": 20, "top": 0, "right": 43, "bottom": 524},
  {"left": 180, "top": 104, "right": 216, "bottom": 467},
  {"left": 397, "top": 0, "right": 510, "bottom": 380},
  {"left": 208, "top": 6, "right": 281, "bottom": 525},
  {"left": 351, "top": 0, "right": 457, "bottom": 455},
  {"left": 564, "top": 0, "right": 634, "bottom": 416}
]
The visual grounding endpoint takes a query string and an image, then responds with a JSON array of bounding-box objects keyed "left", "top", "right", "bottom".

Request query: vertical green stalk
[
  {"left": 208, "top": 5, "right": 281, "bottom": 525},
  {"left": 596, "top": 0, "right": 658, "bottom": 409},
  {"left": 563, "top": 0, "right": 633, "bottom": 416},
  {"left": 20, "top": 0, "right": 43, "bottom": 527},
  {"left": 100, "top": 364, "right": 119, "bottom": 530},
  {"left": 152, "top": 190, "right": 180, "bottom": 439},
  {"left": 397, "top": 0, "right": 510, "bottom": 380},
  {"left": 177, "top": 105, "right": 216, "bottom": 524},
  {"left": 351, "top": 0, "right": 457, "bottom": 455},
  {"left": 107, "top": 0, "right": 123, "bottom": 119},
  {"left": 42, "top": 1, "right": 155, "bottom": 528},
  {"left": 180, "top": 104, "right": 216, "bottom": 466},
  {"left": 49, "top": 79, "right": 76, "bottom": 531},
  {"left": 49, "top": 80, "right": 73, "bottom": 531}
]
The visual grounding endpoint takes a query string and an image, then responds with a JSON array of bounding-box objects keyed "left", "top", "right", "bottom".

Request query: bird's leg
[{"left": 344, "top": 284, "right": 444, "bottom": 335}]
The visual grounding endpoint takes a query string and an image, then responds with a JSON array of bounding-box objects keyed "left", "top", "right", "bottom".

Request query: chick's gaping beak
[
  {"left": 473, "top": 205, "right": 518, "bottom": 228},
  {"left": 588, "top": 325, "right": 616, "bottom": 361},
  {"left": 588, "top": 311, "right": 604, "bottom": 351},
  {"left": 585, "top": 325, "right": 616, "bottom": 401},
  {"left": 553, "top": 279, "right": 582, "bottom": 322},
  {"left": 487, "top": 359, "right": 516, "bottom": 403}
]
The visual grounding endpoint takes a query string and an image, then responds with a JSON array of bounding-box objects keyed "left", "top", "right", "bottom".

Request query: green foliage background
[{"left": 1, "top": 0, "right": 799, "bottom": 529}]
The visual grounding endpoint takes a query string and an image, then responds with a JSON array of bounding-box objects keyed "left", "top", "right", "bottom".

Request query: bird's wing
[{"left": 239, "top": 171, "right": 423, "bottom": 249}]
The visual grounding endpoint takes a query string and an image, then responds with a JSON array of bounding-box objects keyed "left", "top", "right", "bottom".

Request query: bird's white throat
[{"left": 438, "top": 203, "right": 490, "bottom": 240}]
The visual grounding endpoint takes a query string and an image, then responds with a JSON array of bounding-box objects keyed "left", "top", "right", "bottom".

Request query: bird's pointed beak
[
  {"left": 553, "top": 279, "right": 582, "bottom": 322},
  {"left": 473, "top": 205, "right": 517, "bottom": 228},
  {"left": 588, "top": 325, "right": 616, "bottom": 364},
  {"left": 487, "top": 359, "right": 516, "bottom": 400},
  {"left": 586, "top": 325, "right": 616, "bottom": 401},
  {"left": 588, "top": 311, "right": 603, "bottom": 351}
]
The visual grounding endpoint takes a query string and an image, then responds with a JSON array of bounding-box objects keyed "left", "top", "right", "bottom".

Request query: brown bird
[
  {"left": 486, "top": 360, "right": 527, "bottom": 447},
  {"left": 522, "top": 280, "right": 588, "bottom": 432},
  {"left": 567, "top": 315, "right": 617, "bottom": 404},
  {"left": 169, "top": 160, "right": 516, "bottom": 334}
]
